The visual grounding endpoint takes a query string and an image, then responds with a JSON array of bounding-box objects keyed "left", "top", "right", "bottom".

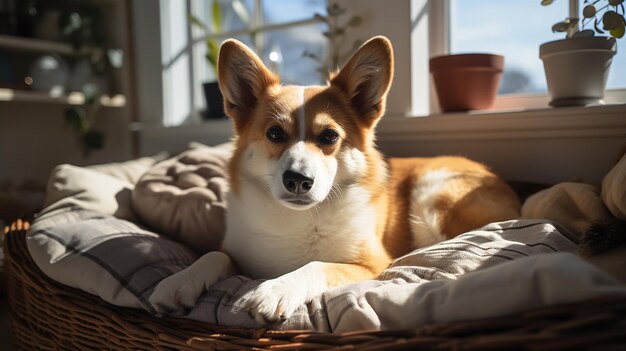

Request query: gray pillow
[{"left": 28, "top": 208, "right": 198, "bottom": 311}]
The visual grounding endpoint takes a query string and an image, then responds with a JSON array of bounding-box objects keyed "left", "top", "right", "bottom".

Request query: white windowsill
[
  {"left": 375, "top": 103, "right": 626, "bottom": 184},
  {"left": 378, "top": 103, "right": 626, "bottom": 142}
]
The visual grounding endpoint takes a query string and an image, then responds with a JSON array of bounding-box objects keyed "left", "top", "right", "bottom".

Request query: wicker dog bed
[{"left": 4, "top": 219, "right": 626, "bottom": 350}]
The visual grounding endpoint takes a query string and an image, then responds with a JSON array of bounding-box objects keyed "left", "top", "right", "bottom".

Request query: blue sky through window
[{"left": 262, "top": 0, "right": 328, "bottom": 85}]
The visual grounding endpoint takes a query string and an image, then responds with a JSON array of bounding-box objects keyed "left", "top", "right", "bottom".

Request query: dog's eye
[
  {"left": 266, "top": 126, "right": 287, "bottom": 143},
  {"left": 319, "top": 129, "right": 339, "bottom": 145}
]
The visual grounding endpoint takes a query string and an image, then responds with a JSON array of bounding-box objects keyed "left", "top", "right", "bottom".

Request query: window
[
  {"left": 160, "top": 0, "right": 327, "bottom": 127},
  {"left": 450, "top": 0, "right": 626, "bottom": 96}
]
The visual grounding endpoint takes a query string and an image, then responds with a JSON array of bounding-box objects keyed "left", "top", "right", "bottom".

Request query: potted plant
[{"left": 540, "top": 0, "right": 624, "bottom": 107}]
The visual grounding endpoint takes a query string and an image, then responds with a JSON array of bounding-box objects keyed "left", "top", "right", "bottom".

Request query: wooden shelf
[
  {"left": 0, "top": 34, "right": 90, "bottom": 56},
  {"left": 0, "top": 89, "right": 126, "bottom": 107}
]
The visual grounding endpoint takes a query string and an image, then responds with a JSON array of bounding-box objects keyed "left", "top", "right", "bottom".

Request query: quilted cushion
[{"left": 131, "top": 143, "right": 232, "bottom": 253}]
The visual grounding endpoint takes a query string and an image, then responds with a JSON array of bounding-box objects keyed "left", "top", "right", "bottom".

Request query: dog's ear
[
  {"left": 218, "top": 39, "right": 279, "bottom": 132},
  {"left": 331, "top": 36, "right": 394, "bottom": 127}
]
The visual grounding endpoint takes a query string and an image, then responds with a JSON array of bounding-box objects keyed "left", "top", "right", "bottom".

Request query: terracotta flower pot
[
  {"left": 540, "top": 37, "right": 616, "bottom": 107},
  {"left": 430, "top": 54, "right": 504, "bottom": 112}
]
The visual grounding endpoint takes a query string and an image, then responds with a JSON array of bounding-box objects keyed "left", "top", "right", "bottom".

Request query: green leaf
[
  {"left": 189, "top": 14, "right": 208, "bottom": 30},
  {"left": 65, "top": 107, "right": 89, "bottom": 132},
  {"left": 603, "top": 11, "right": 623, "bottom": 30},
  {"left": 552, "top": 21, "right": 572, "bottom": 32},
  {"left": 541, "top": 0, "right": 555, "bottom": 6},
  {"left": 212, "top": 1, "right": 221, "bottom": 33},
  {"left": 82, "top": 129, "right": 105, "bottom": 150},
  {"left": 573, "top": 29, "right": 595, "bottom": 37},
  {"left": 231, "top": 0, "right": 250, "bottom": 25},
  {"left": 583, "top": 5, "right": 596, "bottom": 18},
  {"left": 610, "top": 22, "right": 625, "bottom": 38},
  {"left": 550, "top": 17, "right": 579, "bottom": 34},
  {"left": 207, "top": 38, "right": 219, "bottom": 76},
  {"left": 82, "top": 83, "right": 99, "bottom": 105}
]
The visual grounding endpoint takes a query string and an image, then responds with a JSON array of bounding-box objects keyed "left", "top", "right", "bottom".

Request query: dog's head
[{"left": 219, "top": 36, "right": 393, "bottom": 210}]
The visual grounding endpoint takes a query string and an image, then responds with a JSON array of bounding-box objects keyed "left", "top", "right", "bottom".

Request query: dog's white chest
[{"left": 222, "top": 186, "right": 376, "bottom": 278}]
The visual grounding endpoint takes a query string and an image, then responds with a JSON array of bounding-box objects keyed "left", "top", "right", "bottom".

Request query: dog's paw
[
  {"left": 239, "top": 278, "right": 308, "bottom": 325},
  {"left": 149, "top": 251, "right": 235, "bottom": 316},
  {"left": 149, "top": 269, "right": 207, "bottom": 316}
]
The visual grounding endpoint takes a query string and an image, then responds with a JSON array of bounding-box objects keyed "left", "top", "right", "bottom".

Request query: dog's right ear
[{"left": 218, "top": 39, "right": 279, "bottom": 132}]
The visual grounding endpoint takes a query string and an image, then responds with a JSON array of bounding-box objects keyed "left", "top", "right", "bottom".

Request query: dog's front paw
[
  {"left": 149, "top": 269, "right": 207, "bottom": 316},
  {"left": 239, "top": 278, "right": 308, "bottom": 325},
  {"left": 149, "top": 251, "right": 235, "bottom": 316}
]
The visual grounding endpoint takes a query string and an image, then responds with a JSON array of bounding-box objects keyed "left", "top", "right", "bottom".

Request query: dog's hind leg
[{"left": 149, "top": 251, "right": 236, "bottom": 316}]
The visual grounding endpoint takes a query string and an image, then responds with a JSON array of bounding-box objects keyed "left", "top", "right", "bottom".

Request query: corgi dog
[{"left": 149, "top": 36, "right": 521, "bottom": 324}]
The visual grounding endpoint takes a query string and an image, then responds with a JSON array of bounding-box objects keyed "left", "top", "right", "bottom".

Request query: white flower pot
[{"left": 540, "top": 37, "right": 616, "bottom": 107}]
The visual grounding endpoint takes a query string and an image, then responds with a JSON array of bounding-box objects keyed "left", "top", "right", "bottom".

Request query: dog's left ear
[{"left": 331, "top": 36, "right": 394, "bottom": 127}]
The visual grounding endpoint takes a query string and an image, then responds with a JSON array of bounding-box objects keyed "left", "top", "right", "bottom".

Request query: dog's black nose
[{"left": 282, "top": 170, "right": 314, "bottom": 194}]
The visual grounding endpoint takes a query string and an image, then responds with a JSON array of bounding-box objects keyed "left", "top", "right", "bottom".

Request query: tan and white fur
[{"left": 149, "top": 36, "right": 521, "bottom": 324}]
